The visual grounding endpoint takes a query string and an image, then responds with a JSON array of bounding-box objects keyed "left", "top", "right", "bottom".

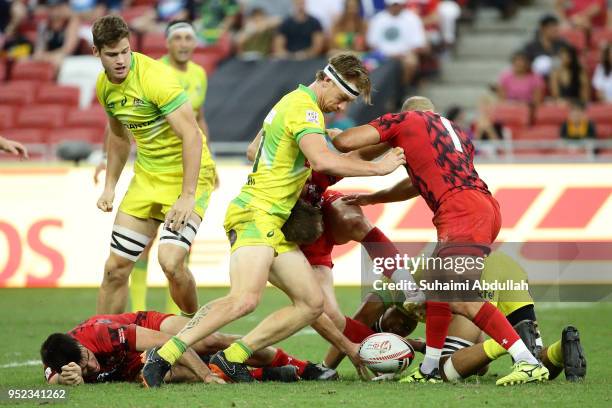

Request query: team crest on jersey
[
  {"left": 133, "top": 97, "right": 145, "bottom": 107},
  {"left": 306, "top": 110, "right": 319, "bottom": 124}
]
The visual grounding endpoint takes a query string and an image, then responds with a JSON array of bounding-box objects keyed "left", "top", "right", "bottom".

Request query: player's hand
[
  {"left": 346, "top": 342, "right": 372, "bottom": 381},
  {"left": 59, "top": 362, "right": 83, "bottom": 385},
  {"left": 97, "top": 188, "right": 115, "bottom": 212},
  {"left": 165, "top": 195, "right": 195, "bottom": 232},
  {"left": 0, "top": 136, "right": 29, "bottom": 160},
  {"left": 203, "top": 373, "right": 226, "bottom": 385},
  {"left": 376, "top": 147, "right": 405, "bottom": 175},
  {"left": 342, "top": 193, "right": 375, "bottom": 206},
  {"left": 326, "top": 128, "right": 343, "bottom": 140},
  {"left": 93, "top": 160, "right": 107, "bottom": 185}
]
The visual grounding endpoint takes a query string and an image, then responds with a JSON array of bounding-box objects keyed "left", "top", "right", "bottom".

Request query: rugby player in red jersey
[
  {"left": 40, "top": 311, "right": 335, "bottom": 385},
  {"left": 331, "top": 96, "right": 549, "bottom": 386}
]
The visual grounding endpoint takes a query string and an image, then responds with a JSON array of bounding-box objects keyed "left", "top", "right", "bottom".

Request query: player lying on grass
[
  {"left": 321, "top": 251, "right": 587, "bottom": 383},
  {"left": 40, "top": 311, "right": 336, "bottom": 385}
]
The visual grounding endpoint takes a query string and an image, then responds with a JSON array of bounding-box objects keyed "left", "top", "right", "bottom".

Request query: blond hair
[
  {"left": 316, "top": 53, "right": 372, "bottom": 104},
  {"left": 401, "top": 96, "right": 435, "bottom": 112}
]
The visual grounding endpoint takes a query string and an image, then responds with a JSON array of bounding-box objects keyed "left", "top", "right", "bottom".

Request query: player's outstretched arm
[
  {"left": 165, "top": 102, "right": 203, "bottom": 231},
  {"left": 332, "top": 124, "right": 381, "bottom": 153},
  {"left": 343, "top": 177, "right": 419, "bottom": 206},
  {"left": 299, "top": 133, "right": 405, "bottom": 177},
  {"left": 0, "top": 135, "right": 28, "bottom": 159},
  {"left": 97, "top": 117, "right": 130, "bottom": 212}
]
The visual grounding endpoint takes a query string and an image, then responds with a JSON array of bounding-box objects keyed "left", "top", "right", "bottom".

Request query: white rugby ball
[{"left": 359, "top": 333, "right": 415, "bottom": 374}]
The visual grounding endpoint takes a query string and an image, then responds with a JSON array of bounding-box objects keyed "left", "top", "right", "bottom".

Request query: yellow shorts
[
  {"left": 119, "top": 163, "right": 215, "bottom": 221},
  {"left": 223, "top": 199, "right": 296, "bottom": 255}
]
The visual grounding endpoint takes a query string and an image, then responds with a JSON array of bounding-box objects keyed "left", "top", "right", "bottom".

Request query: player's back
[{"left": 371, "top": 110, "right": 490, "bottom": 212}]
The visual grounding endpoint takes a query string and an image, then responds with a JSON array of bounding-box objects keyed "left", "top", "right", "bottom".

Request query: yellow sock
[
  {"left": 547, "top": 340, "right": 563, "bottom": 368},
  {"left": 483, "top": 339, "right": 508, "bottom": 360},
  {"left": 224, "top": 341, "right": 252, "bottom": 364},
  {"left": 130, "top": 259, "right": 148, "bottom": 311},
  {"left": 157, "top": 336, "right": 187, "bottom": 365},
  {"left": 165, "top": 288, "right": 181, "bottom": 315}
]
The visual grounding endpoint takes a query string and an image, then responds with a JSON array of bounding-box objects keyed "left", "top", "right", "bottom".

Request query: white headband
[
  {"left": 166, "top": 22, "right": 196, "bottom": 39},
  {"left": 323, "top": 64, "right": 360, "bottom": 99}
]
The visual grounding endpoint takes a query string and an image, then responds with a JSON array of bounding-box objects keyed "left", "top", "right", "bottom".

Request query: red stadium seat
[
  {"left": 586, "top": 103, "right": 612, "bottom": 125},
  {"left": 559, "top": 28, "right": 587, "bottom": 51},
  {"left": 65, "top": 107, "right": 107, "bottom": 130},
  {"left": 0, "top": 81, "right": 38, "bottom": 106},
  {"left": 191, "top": 53, "right": 218, "bottom": 75},
  {"left": 0, "top": 106, "right": 16, "bottom": 130},
  {"left": 120, "top": 6, "right": 151, "bottom": 24},
  {"left": 142, "top": 32, "right": 167, "bottom": 57},
  {"left": 492, "top": 103, "right": 530, "bottom": 131},
  {"left": 534, "top": 104, "right": 570, "bottom": 126},
  {"left": 11, "top": 60, "right": 56, "bottom": 82},
  {"left": 2, "top": 128, "right": 48, "bottom": 144},
  {"left": 596, "top": 124, "right": 612, "bottom": 139},
  {"left": 48, "top": 127, "right": 102, "bottom": 144},
  {"left": 513, "top": 125, "right": 559, "bottom": 140},
  {"left": 590, "top": 28, "right": 612, "bottom": 49},
  {"left": 37, "top": 84, "right": 80, "bottom": 107},
  {"left": 15, "top": 105, "right": 66, "bottom": 130}
]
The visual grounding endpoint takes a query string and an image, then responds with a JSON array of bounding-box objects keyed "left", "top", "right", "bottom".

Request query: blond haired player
[
  {"left": 92, "top": 15, "right": 216, "bottom": 317},
  {"left": 142, "top": 53, "right": 407, "bottom": 387}
]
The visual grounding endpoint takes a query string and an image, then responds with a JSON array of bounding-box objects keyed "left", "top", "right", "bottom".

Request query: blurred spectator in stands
[
  {"left": 193, "top": 0, "right": 241, "bottom": 45},
  {"left": 549, "top": 45, "right": 590, "bottom": 104},
  {"left": 306, "top": 0, "right": 344, "bottom": 33},
  {"left": 1, "top": 0, "right": 32, "bottom": 60},
  {"left": 498, "top": 50, "right": 544, "bottom": 106},
  {"left": 473, "top": 93, "right": 504, "bottom": 141},
  {"left": 560, "top": 101, "right": 596, "bottom": 140},
  {"left": 361, "top": 0, "right": 387, "bottom": 19},
  {"left": 132, "top": 0, "right": 190, "bottom": 33},
  {"left": 593, "top": 43, "right": 612, "bottom": 102},
  {"left": 236, "top": 7, "right": 280, "bottom": 60},
  {"left": 463, "top": 0, "right": 518, "bottom": 21},
  {"left": 0, "top": 135, "right": 28, "bottom": 160},
  {"left": 367, "top": 0, "right": 427, "bottom": 86},
  {"left": 273, "top": 0, "right": 325, "bottom": 59},
  {"left": 445, "top": 105, "right": 471, "bottom": 134},
  {"left": 524, "top": 15, "right": 570, "bottom": 77},
  {"left": 247, "top": 0, "right": 292, "bottom": 18},
  {"left": 407, "top": 0, "right": 461, "bottom": 48},
  {"left": 555, "top": 0, "right": 607, "bottom": 30},
  {"left": 329, "top": 0, "right": 368, "bottom": 54},
  {"left": 33, "top": 0, "right": 80, "bottom": 68}
]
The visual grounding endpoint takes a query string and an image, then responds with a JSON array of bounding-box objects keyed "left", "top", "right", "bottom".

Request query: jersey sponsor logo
[
  {"left": 306, "top": 110, "right": 320, "bottom": 124},
  {"left": 123, "top": 116, "right": 162, "bottom": 130}
]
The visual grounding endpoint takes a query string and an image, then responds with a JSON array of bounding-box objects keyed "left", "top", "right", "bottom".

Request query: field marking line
[{"left": 0, "top": 360, "right": 40, "bottom": 369}]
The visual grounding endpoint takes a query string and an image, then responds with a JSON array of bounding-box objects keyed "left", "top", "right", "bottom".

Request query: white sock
[
  {"left": 420, "top": 346, "right": 442, "bottom": 374},
  {"left": 443, "top": 356, "right": 462, "bottom": 381},
  {"left": 389, "top": 269, "right": 420, "bottom": 299},
  {"left": 508, "top": 340, "right": 539, "bottom": 365}
]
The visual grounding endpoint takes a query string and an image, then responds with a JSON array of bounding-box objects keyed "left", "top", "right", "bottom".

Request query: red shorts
[
  {"left": 132, "top": 311, "right": 174, "bottom": 331},
  {"left": 433, "top": 189, "right": 501, "bottom": 255},
  {"left": 300, "top": 190, "right": 344, "bottom": 268}
]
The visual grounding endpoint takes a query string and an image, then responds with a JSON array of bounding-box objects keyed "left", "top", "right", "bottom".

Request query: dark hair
[
  {"left": 559, "top": 45, "right": 583, "bottom": 96},
  {"left": 40, "top": 333, "right": 82, "bottom": 373},
  {"left": 539, "top": 14, "right": 559, "bottom": 28},
  {"left": 603, "top": 43, "right": 612, "bottom": 76},
  {"left": 445, "top": 105, "right": 462, "bottom": 121},
  {"left": 92, "top": 15, "right": 130, "bottom": 51},
  {"left": 281, "top": 199, "right": 323, "bottom": 245}
]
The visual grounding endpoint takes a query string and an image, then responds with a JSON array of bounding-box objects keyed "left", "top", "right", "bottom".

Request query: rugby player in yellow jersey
[
  {"left": 142, "top": 53, "right": 407, "bottom": 386},
  {"left": 91, "top": 16, "right": 216, "bottom": 317}
]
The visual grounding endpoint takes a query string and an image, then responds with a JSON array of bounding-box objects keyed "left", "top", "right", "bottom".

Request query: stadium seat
[
  {"left": 534, "top": 104, "right": 570, "bottom": 126},
  {"left": 2, "top": 128, "right": 48, "bottom": 144},
  {"left": 11, "top": 60, "right": 56, "bottom": 82},
  {"left": 586, "top": 103, "right": 612, "bottom": 126},
  {"left": 65, "top": 106, "right": 107, "bottom": 130},
  {"left": 590, "top": 28, "right": 612, "bottom": 49},
  {"left": 37, "top": 84, "right": 80, "bottom": 108},
  {"left": 596, "top": 124, "right": 612, "bottom": 139},
  {"left": 142, "top": 32, "right": 167, "bottom": 56},
  {"left": 492, "top": 103, "right": 530, "bottom": 131},
  {"left": 559, "top": 28, "right": 587, "bottom": 51},
  {"left": 0, "top": 81, "right": 38, "bottom": 106},
  {"left": 0, "top": 106, "right": 16, "bottom": 130},
  {"left": 57, "top": 56, "right": 103, "bottom": 109},
  {"left": 15, "top": 105, "right": 66, "bottom": 130},
  {"left": 0, "top": 60, "right": 5, "bottom": 81},
  {"left": 191, "top": 53, "right": 218, "bottom": 75},
  {"left": 513, "top": 125, "right": 559, "bottom": 140},
  {"left": 48, "top": 127, "right": 102, "bottom": 144},
  {"left": 120, "top": 6, "right": 151, "bottom": 24}
]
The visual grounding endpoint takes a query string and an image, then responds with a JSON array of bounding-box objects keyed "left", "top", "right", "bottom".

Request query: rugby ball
[{"left": 359, "top": 333, "right": 415, "bottom": 374}]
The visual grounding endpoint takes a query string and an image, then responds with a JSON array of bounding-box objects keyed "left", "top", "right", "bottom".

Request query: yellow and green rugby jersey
[
  {"left": 96, "top": 52, "right": 214, "bottom": 173},
  {"left": 159, "top": 55, "right": 207, "bottom": 114},
  {"left": 236, "top": 84, "right": 325, "bottom": 219}
]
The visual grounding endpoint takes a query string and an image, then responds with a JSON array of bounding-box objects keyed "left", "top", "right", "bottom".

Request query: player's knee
[
  {"left": 449, "top": 302, "right": 481, "bottom": 318},
  {"left": 302, "top": 292, "right": 325, "bottom": 321},
  {"left": 158, "top": 254, "right": 186, "bottom": 279},
  {"left": 339, "top": 213, "right": 371, "bottom": 241},
  {"left": 230, "top": 293, "right": 260, "bottom": 317},
  {"left": 103, "top": 256, "right": 132, "bottom": 286}
]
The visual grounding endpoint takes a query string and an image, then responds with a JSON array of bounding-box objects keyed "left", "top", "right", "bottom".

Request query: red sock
[
  {"left": 472, "top": 302, "right": 520, "bottom": 350},
  {"left": 361, "top": 227, "right": 400, "bottom": 279},
  {"left": 271, "top": 348, "right": 308, "bottom": 375},
  {"left": 425, "top": 301, "right": 452, "bottom": 349},
  {"left": 343, "top": 316, "right": 375, "bottom": 343},
  {"left": 250, "top": 368, "right": 263, "bottom": 380}
]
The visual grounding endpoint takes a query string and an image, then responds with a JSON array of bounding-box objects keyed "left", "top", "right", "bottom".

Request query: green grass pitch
[{"left": 1, "top": 287, "right": 611, "bottom": 407}]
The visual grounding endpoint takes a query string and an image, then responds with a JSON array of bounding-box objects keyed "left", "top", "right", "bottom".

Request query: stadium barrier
[{"left": 1, "top": 163, "right": 611, "bottom": 288}]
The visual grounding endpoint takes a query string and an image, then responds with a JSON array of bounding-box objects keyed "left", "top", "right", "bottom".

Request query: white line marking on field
[{"left": 0, "top": 360, "right": 40, "bottom": 369}]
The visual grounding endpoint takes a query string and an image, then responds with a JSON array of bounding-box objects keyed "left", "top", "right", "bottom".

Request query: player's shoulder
[
  {"left": 134, "top": 52, "right": 176, "bottom": 78},
  {"left": 187, "top": 60, "right": 206, "bottom": 78}
]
